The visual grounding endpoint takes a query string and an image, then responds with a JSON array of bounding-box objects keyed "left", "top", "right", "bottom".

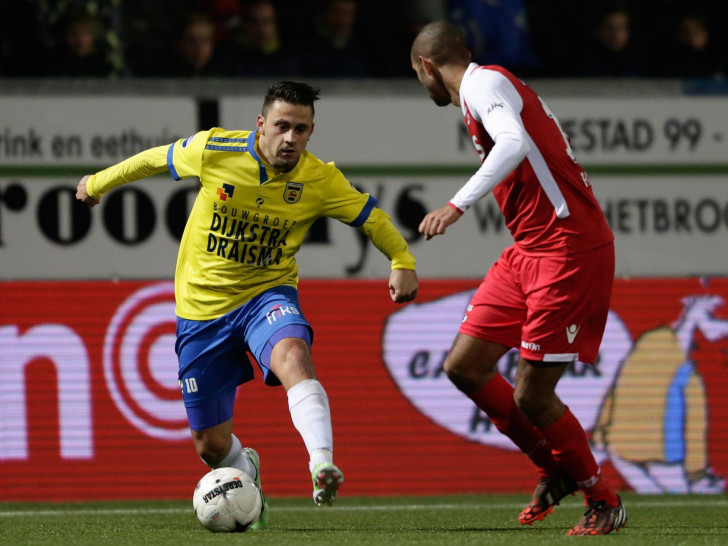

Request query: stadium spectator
[
  {"left": 579, "top": 7, "right": 646, "bottom": 77},
  {"left": 655, "top": 11, "right": 725, "bottom": 79},
  {"left": 75, "top": 80, "right": 418, "bottom": 523},
  {"left": 164, "top": 12, "right": 230, "bottom": 77},
  {"left": 3, "top": 0, "right": 728, "bottom": 80},
  {"left": 215, "top": 0, "right": 302, "bottom": 77},
  {"left": 44, "top": 7, "right": 122, "bottom": 77},
  {"left": 411, "top": 21, "right": 625, "bottom": 535}
]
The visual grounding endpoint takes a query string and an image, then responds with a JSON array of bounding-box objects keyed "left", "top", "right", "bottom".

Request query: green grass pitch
[{"left": 1, "top": 493, "right": 726, "bottom": 545}]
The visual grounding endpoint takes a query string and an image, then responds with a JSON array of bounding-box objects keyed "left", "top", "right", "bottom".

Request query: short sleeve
[
  {"left": 168, "top": 129, "right": 214, "bottom": 180},
  {"left": 321, "top": 164, "right": 375, "bottom": 225}
]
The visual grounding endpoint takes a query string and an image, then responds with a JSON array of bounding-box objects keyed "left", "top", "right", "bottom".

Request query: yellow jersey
[{"left": 87, "top": 128, "right": 415, "bottom": 319}]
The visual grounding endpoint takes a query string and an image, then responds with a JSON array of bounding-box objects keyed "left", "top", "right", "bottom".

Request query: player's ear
[
  {"left": 256, "top": 114, "right": 265, "bottom": 132},
  {"left": 419, "top": 56, "right": 434, "bottom": 75},
  {"left": 309, "top": 122, "right": 315, "bottom": 137}
]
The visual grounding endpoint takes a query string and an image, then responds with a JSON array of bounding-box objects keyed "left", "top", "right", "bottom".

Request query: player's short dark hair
[
  {"left": 262, "top": 81, "right": 321, "bottom": 116},
  {"left": 411, "top": 20, "right": 470, "bottom": 66}
]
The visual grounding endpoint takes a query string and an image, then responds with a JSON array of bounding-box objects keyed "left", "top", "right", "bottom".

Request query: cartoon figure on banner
[{"left": 591, "top": 295, "right": 727, "bottom": 494}]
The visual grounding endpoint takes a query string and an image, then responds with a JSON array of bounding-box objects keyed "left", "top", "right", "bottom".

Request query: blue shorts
[{"left": 176, "top": 286, "right": 312, "bottom": 430}]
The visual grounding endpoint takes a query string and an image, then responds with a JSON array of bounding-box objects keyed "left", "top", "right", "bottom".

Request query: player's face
[
  {"left": 257, "top": 100, "right": 314, "bottom": 171},
  {"left": 411, "top": 57, "right": 451, "bottom": 107}
]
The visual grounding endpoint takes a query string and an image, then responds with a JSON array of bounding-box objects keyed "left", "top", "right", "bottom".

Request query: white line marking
[{"left": 0, "top": 499, "right": 725, "bottom": 518}]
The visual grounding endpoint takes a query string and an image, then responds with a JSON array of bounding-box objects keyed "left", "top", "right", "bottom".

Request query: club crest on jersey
[
  {"left": 216, "top": 183, "right": 235, "bottom": 201},
  {"left": 283, "top": 182, "right": 303, "bottom": 204}
]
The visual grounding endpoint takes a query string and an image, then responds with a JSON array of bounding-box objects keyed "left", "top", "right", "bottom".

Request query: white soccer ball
[{"left": 192, "top": 467, "right": 262, "bottom": 532}]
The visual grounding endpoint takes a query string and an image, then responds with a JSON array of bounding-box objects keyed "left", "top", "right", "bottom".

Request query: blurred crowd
[{"left": 1, "top": 0, "right": 726, "bottom": 80}]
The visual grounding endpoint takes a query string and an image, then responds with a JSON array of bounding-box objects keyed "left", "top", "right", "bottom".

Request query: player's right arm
[
  {"left": 75, "top": 129, "right": 213, "bottom": 206},
  {"left": 75, "top": 145, "right": 169, "bottom": 206}
]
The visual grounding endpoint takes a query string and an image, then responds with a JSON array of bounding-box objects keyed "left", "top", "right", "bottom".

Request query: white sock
[
  {"left": 209, "top": 433, "right": 258, "bottom": 481},
  {"left": 287, "top": 379, "right": 333, "bottom": 472}
]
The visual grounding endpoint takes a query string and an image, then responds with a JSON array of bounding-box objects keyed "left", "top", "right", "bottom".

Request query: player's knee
[
  {"left": 270, "top": 339, "right": 315, "bottom": 386},
  {"left": 443, "top": 356, "right": 488, "bottom": 393},
  {"left": 513, "top": 391, "right": 537, "bottom": 419},
  {"left": 443, "top": 355, "right": 464, "bottom": 384},
  {"left": 194, "top": 432, "right": 230, "bottom": 466}
]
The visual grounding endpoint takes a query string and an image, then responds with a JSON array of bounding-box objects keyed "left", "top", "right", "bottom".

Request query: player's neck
[{"left": 439, "top": 64, "right": 467, "bottom": 107}]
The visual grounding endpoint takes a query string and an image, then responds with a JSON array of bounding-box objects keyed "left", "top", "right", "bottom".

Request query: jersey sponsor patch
[{"left": 216, "top": 183, "right": 235, "bottom": 201}]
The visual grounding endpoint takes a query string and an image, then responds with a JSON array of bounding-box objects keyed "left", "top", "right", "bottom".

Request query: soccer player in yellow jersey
[{"left": 76, "top": 81, "right": 418, "bottom": 526}]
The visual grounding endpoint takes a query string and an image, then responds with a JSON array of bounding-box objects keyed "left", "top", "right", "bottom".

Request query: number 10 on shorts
[{"left": 180, "top": 377, "right": 199, "bottom": 393}]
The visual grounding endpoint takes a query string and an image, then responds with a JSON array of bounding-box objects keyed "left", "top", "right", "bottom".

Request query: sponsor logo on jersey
[
  {"left": 217, "top": 183, "right": 235, "bottom": 201},
  {"left": 265, "top": 303, "right": 301, "bottom": 324}
]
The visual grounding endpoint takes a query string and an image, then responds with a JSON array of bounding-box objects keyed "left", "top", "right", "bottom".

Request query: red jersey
[{"left": 455, "top": 63, "right": 613, "bottom": 255}]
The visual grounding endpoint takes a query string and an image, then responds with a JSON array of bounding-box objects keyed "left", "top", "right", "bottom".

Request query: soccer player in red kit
[{"left": 411, "top": 21, "right": 626, "bottom": 535}]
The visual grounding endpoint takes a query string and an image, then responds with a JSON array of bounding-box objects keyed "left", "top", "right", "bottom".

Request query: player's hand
[
  {"left": 76, "top": 175, "right": 100, "bottom": 207},
  {"left": 418, "top": 204, "right": 462, "bottom": 240},
  {"left": 389, "top": 269, "right": 418, "bottom": 303}
]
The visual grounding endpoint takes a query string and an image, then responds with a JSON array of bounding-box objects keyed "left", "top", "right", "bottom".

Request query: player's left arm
[
  {"left": 359, "top": 208, "right": 418, "bottom": 303},
  {"left": 322, "top": 166, "right": 417, "bottom": 303}
]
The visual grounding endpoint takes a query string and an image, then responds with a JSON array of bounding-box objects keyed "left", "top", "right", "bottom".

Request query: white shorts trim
[{"left": 542, "top": 352, "right": 579, "bottom": 363}]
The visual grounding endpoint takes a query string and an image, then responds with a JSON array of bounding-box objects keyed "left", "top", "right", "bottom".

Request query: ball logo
[{"left": 103, "top": 282, "right": 189, "bottom": 440}]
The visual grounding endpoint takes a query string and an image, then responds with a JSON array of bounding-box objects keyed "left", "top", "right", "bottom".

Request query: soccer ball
[{"left": 192, "top": 467, "right": 262, "bottom": 532}]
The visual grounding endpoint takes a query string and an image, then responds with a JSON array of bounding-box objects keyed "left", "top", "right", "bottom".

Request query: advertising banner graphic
[
  {"left": 223, "top": 95, "right": 728, "bottom": 166},
  {"left": 1, "top": 279, "right": 726, "bottom": 501},
  {"left": 0, "top": 97, "right": 195, "bottom": 166},
  {"left": 1, "top": 95, "right": 726, "bottom": 167},
  {"left": 3, "top": 175, "right": 728, "bottom": 280}
]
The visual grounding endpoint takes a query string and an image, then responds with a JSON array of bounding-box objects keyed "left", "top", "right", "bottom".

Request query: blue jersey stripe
[
  {"left": 205, "top": 145, "right": 251, "bottom": 151},
  {"left": 348, "top": 194, "right": 377, "bottom": 227},
  {"left": 209, "top": 137, "right": 249, "bottom": 143},
  {"left": 206, "top": 135, "right": 250, "bottom": 152},
  {"left": 167, "top": 143, "right": 180, "bottom": 180},
  {"left": 204, "top": 131, "right": 268, "bottom": 183}
]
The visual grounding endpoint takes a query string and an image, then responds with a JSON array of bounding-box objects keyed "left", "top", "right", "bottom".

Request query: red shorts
[{"left": 459, "top": 242, "right": 614, "bottom": 364}]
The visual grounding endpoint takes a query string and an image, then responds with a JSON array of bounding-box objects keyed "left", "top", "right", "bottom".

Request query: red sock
[
  {"left": 540, "top": 407, "right": 619, "bottom": 506},
  {"left": 468, "top": 374, "right": 560, "bottom": 478}
]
